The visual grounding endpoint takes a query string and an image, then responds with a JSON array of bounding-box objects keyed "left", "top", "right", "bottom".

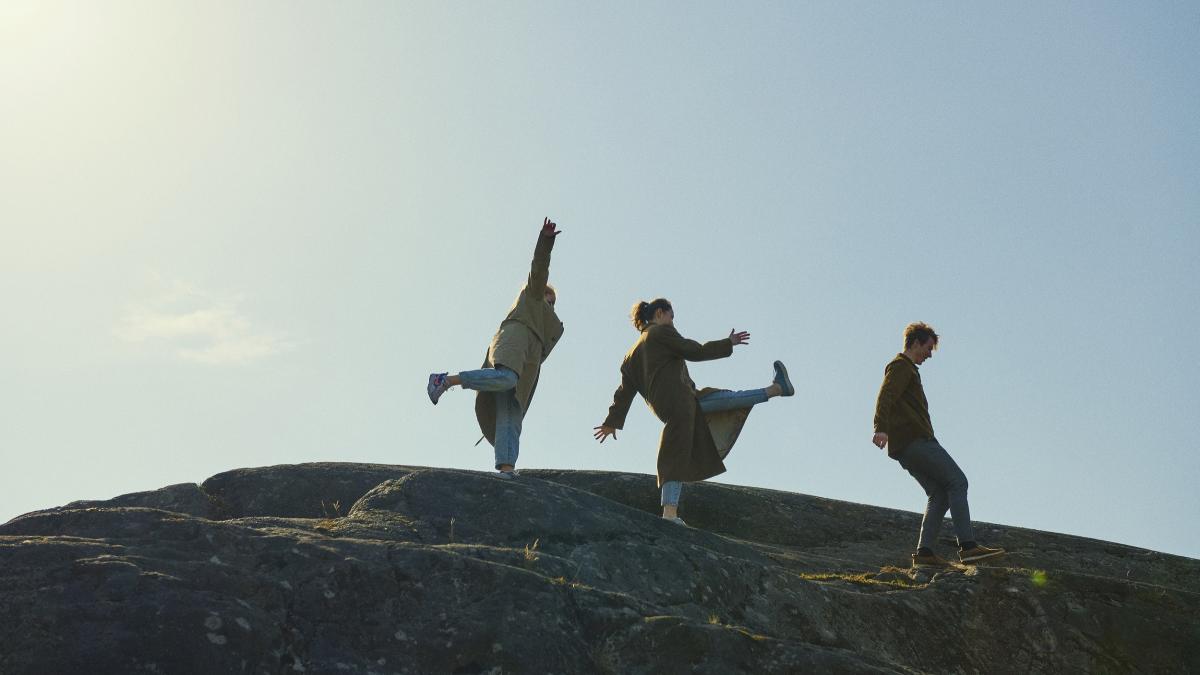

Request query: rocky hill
[{"left": 1, "top": 463, "right": 1197, "bottom": 674}]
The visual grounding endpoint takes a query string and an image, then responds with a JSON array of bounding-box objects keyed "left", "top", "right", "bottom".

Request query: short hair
[
  {"left": 630, "top": 298, "right": 672, "bottom": 332},
  {"left": 904, "top": 322, "right": 939, "bottom": 349}
]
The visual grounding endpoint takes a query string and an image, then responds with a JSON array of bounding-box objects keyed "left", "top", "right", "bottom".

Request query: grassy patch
[
  {"left": 797, "top": 569, "right": 925, "bottom": 589},
  {"left": 525, "top": 535, "right": 544, "bottom": 562}
]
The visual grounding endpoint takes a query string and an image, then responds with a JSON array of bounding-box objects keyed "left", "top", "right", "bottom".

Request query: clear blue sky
[{"left": 2, "top": 2, "right": 1197, "bottom": 559}]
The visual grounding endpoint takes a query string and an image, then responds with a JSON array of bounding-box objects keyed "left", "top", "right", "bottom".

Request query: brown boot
[{"left": 959, "top": 544, "right": 1006, "bottom": 564}]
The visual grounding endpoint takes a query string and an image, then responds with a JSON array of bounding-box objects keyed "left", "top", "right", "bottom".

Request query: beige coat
[
  {"left": 474, "top": 232, "right": 564, "bottom": 444},
  {"left": 602, "top": 324, "right": 751, "bottom": 486}
]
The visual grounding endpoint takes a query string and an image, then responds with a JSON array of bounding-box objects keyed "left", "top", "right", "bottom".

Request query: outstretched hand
[
  {"left": 593, "top": 425, "right": 617, "bottom": 443},
  {"left": 729, "top": 329, "right": 750, "bottom": 346},
  {"left": 541, "top": 217, "right": 561, "bottom": 237}
]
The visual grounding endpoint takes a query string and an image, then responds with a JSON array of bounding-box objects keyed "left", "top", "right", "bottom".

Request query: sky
[{"left": 2, "top": 2, "right": 1197, "bottom": 559}]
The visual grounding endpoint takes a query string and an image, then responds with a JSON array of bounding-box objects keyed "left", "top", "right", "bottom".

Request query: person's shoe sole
[
  {"left": 773, "top": 360, "right": 795, "bottom": 397},
  {"left": 960, "top": 549, "right": 1006, "bottom": 564}
]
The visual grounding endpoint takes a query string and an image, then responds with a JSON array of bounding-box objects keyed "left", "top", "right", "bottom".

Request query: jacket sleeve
[
  {"left": 602, "top": 367, "right": 638, "bottom": 429},
  {"left": 650, "top": 325, "right": 733, "bottom": 362},
  {"left": 873, "top": 359, "right": 914, "bottom": 433},
  {"left": 525, "top": 232, "right": 555, "bottom": 297}
]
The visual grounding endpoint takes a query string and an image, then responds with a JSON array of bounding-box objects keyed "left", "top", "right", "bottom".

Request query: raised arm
[
  {"left": 649, "top": 324, "right": 736, "bottom": 362},
  {"left": 872, "top": 360, "right": 914, "bottom": 447},
  {"left": 526, "top": 217, "right": 560, "bottom": 297},
  {"left": 595, "top": 367, "right": 637, "bottom": 442}
]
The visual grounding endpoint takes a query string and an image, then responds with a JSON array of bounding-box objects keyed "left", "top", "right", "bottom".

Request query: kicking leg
[
  {"left": 698, "top": 388, "right": 769, "bottom": 413},
  {"left": 697, "top": 360, "right": 794, "bottom": 412},
  {"left": 428, "top": 366, "right": 518, "bottom": 404}
]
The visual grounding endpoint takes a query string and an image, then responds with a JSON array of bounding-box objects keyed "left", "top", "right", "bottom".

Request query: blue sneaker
[
  {"left": 427, "top": 372, "right": 449, "bottom": 404},
  {"left": 773, "top": 361, "right": 794, "bottom": 397},
  {"left": 496, "top": 470, "right": 520, "bottom": 480}
]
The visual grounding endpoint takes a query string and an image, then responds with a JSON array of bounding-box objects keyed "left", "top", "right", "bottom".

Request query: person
[
  {"left": 872, "top": 322, "right": 1005, "bottom": 567},
  {"left": 426, "top": 217, "right": 564, "bottom": 479},
  {"left": 593, "top": 298, "right": 794, "bottom": 524}
]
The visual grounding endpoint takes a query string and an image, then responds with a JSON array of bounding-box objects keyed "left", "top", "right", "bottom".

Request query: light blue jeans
[
  {"left": 660, "top": 388, "right": 770, "bottom": 506},
  {"left": 458, "top": 367, "right": 521, "bottom": 469}
]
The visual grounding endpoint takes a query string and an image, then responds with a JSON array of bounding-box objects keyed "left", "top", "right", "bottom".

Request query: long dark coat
[
  {"left": 474, "top": 231, "right": 564, "bottom": 445},
  {"left": 602, "top": 324, "right": 751, "bottom": 486}
]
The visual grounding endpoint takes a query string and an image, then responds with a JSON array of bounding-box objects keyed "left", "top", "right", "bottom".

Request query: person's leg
[
  {"left": 660, "top": 481, "right": 683, "bottom": 521},
  {"left": 901, "top": 457, "right": 950, "bottom": 552},
  {"left": 427, "top": 366, "right": 518, "bottom": 404},
  {"left": 697, "top": 361, "right": 795, "bottom": 411},
  {"left": 492, "top": 388, "right": 523, "bottom": 474},
  {"left": 455, "top": 367, "right": 519, "bottom": 392},
  {"left": 900, "top": 440, "right": 975, "bottom": 549},
  {"left": 698, "top": 389, "right": 770, "bottom": 414}
]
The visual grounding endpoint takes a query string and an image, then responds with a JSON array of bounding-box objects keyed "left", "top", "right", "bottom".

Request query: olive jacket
[
  {"left": 474, "top": 231, "right": 564, "bottom": 445},
  {"left": 872, "top": 353, "right": 935, "bottom": 459},
  {"left": 602, "top": 324, "right": 752, "bottom": 487}
]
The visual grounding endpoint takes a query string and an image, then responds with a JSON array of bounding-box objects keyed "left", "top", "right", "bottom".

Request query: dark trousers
[{"left": 897, "top": 438, "right": 975, "bottom": 550}]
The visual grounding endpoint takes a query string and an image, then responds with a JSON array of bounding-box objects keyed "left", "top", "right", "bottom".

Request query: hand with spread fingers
[
  {"left": 541, "top": 217, "right": 561, "bottom": 237},
  {"left": 593, "top": 425, "right": 617, "bottom": 443},
  {"left": 729, "top": 329, "right": 750, "bottom": 346}
]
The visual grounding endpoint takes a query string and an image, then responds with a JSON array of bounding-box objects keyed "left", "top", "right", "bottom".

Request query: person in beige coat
[
  {"left": 427, "top": 218, "right": 564, "bottom": 479},
  {"left": 593, "top": 298, "right": 794, "bottom": 524}
]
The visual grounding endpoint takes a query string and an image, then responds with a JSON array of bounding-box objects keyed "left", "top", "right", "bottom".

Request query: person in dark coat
[
  {"left": 872, "top": 321, "right": 1005, "bottom": 566},
  {"left": 594, "top": 298, "right": 794, "bottom": 524},
  {"left": 426, "top": 218, "right": 564, "bottom": 479}
]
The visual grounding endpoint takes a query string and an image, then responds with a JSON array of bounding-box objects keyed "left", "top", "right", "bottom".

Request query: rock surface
[{"left": 2, "top": 462, "right": 1197, "bottom": 674}]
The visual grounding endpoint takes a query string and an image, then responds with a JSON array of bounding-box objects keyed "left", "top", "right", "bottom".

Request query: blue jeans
[
  {"left": 459, "top": 367, "right": 521, "bottom": 469},
  {"left": 660, "top": 388, "right": 770, "bottom": 506},
  {"left": 897, "top": 438, "right": 975, "bottom": 550},
  {"left": 698, "top": 388, "right": 769, "bottom": 413}
]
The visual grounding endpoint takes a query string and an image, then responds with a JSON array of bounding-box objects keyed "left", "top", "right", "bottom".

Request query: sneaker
[
  {"left": 773, "top": 360, "right": 794, "bottom": 397},
  {"left": 959, "top": 544, "right": 1006, "bottom": 564},
  {"left": 663, "top": 516, "right": 687, "bottom": 526},
  {"left": 496, "top": 470, "right": 520, "bottom": 480},
  {"left": 427, "top": 372, "right": 449, "bottom": 404},
  {"left": 911, "top": 551, "right": 953, "bottom": 568}
]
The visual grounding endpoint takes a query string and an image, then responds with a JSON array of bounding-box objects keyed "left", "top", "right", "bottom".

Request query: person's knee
[
  {"left": 947, "top": 472, "right": 969, "bottom": 495},
  {"left": 496, "top": 366, "right": 519, "bottom": 387}
]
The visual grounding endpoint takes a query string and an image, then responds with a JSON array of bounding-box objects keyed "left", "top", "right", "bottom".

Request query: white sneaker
[
  {"left": 427, "top": 372, "right": 449, "bottom": 404},
  {"left": 496, "top": 470, "right": 520, "bottom": 480},
  {"left": 663, "top": 516, "right": 687, "bottom": 526}
]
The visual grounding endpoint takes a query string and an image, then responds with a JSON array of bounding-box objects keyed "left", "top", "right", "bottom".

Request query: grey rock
[{"left": 1, "top": 463, "right": 1197, "bottom": 674}]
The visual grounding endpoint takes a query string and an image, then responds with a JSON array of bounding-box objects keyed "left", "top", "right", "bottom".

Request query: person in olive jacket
[
  {"left": 872, "top": 322, "right": 1005, "bottom": 567},
  {"left": 594, "top": 298, "right": 794, "bottom": 525},
  {"left": 427, "top": 217, "right": 564, "bottom": 479}
]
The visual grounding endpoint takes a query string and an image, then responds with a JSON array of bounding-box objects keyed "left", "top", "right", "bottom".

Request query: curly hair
[{"left": 903, "top": 322, "right": 940, "bottom": 349}]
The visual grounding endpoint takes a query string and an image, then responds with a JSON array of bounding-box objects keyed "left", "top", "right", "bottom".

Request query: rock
[
  {"left": 51, "top": 482, "right": 218, "bottom": 519},
  {"left": 1, "top": 463, "right": 1196, "bottom": 674},
  {"left": 200, "top": 462, "right": 419, "bottom": 519}
]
